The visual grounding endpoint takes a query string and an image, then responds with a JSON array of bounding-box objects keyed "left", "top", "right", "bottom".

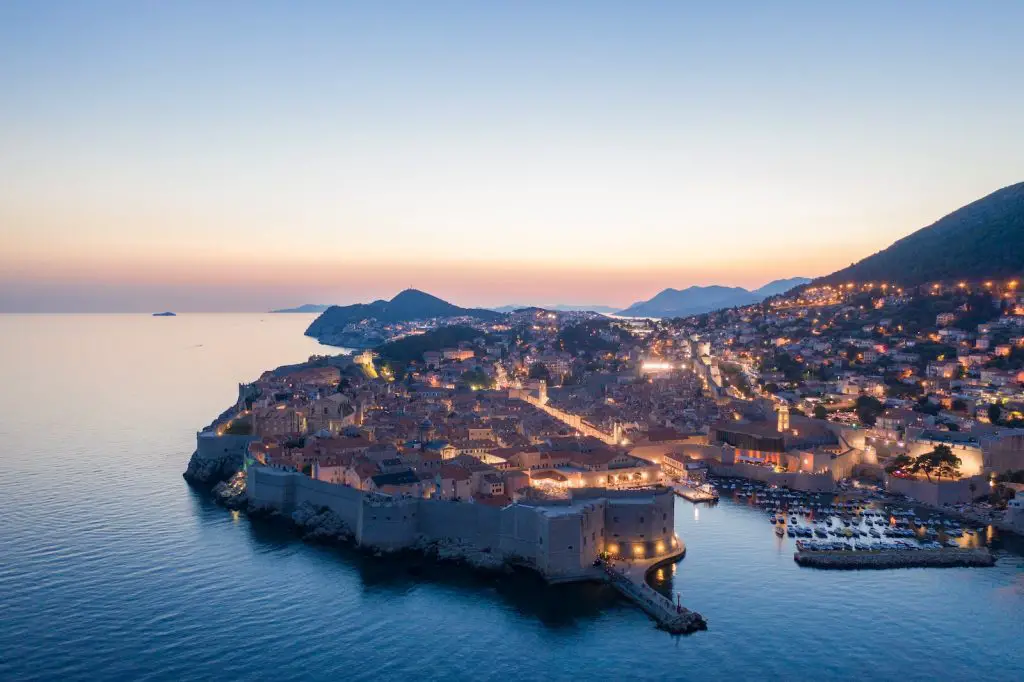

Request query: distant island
[
  {"left": 270, "top": 304, "right": 331, "bottom": 313},
  {"left": 618, "top": 277, "right": 811, "bottom": 318},
  {"left": 152, "top": 311, "right": 177, "bottom": 317}
]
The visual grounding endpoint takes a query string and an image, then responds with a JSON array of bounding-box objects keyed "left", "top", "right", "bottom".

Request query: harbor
[{"left": 706, "top": 476, "right": 1005, "bottom": 569}]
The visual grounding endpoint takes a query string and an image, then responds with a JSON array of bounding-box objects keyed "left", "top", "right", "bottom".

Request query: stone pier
[{"left": 604, "top": 542, "right": 706, "bottom": 634}]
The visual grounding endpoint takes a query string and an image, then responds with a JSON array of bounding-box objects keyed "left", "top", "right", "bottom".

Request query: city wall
[
  {"left": 246, "top": 466, "right": 677, "bottom": 581},
  {"left": 884, "top": 473, "right": 989, "bottom": 506},
  {"left": 196, "top": 431, "right": 257, "bottom": 462}
]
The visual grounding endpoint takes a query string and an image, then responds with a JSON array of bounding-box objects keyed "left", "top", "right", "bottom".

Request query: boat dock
[
  {"left": 672, "top": 482, "right": 718, "bottom": 503},
  {"left": 602, "top": 544, "right": 706, "bottom": 634}
]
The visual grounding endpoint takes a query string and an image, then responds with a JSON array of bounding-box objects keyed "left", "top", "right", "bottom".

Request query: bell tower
[{"left": 777, "top": 403, "right": 790, "bottom": 433}]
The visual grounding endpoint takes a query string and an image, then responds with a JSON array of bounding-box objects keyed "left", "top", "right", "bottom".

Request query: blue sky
[{"left": 2, "top": 1, "right": 1023, "bottom": 311}]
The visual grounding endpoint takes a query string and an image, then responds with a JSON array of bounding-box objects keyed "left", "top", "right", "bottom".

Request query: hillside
[
  {"left": 618, "top": 278, "right": 810, "bottom": 318},
  {"left": 817, "top": 181, "right": 1024, "bottom": 286},
  {"left": 375, "top": 325, "right": 482, "bottom": 364},
  {"left": 305, "top": 289, "right": 503, "bottom": 340}
]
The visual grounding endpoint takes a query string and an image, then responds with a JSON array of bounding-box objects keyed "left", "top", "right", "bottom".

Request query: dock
[
  {"left": 795, "top": 547, "right": 995, "bottom": 569},
  {"left": 672, "top": 482, "right": 718, "bottom": 503},
  {"left": 603, "top": 543, "right": 706, "bottom": 634}
]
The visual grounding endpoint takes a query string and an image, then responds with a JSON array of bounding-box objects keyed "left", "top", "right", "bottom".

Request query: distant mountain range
[
  {"left": 490, "top": 303, "right": 620, "bottom": 314},
  {"left": 270, "top": 304, "right": 331, "bottom": 313},
  {"left": 305, "top": 289, "right": 503, "bottom": 341},
  {"left": 617, "top": 277, "right": 811, "bottom": 318},
  {"left": 816, "top": 181, "right": 1024, "bottom": 287}
]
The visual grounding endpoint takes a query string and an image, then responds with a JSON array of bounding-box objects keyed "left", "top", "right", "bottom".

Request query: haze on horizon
[{"left": 2, "top": 1, "right": 1024, "bottom": 313}]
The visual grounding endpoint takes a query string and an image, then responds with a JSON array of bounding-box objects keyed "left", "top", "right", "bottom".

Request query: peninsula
[{"left": 304, "top": 289, "right": 508, "bottom": 348}]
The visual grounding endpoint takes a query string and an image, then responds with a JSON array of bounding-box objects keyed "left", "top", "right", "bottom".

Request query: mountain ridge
[{"left": 618, "top": 278, "right": 810, "bottom": 318}]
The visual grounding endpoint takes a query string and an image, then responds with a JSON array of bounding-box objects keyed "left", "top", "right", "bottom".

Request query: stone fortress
[{"left": 246, "top": 463, "right": 679, "bottom": 582}]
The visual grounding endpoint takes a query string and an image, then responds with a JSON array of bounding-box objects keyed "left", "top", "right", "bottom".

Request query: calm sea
[{"left": 1, "top": 314, "right": 1022, "bottom": 682}]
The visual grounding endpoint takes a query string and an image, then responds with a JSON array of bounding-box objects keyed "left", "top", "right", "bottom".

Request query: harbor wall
[{"left": 709, "top": 461, "right": 835, "bottom": 492}]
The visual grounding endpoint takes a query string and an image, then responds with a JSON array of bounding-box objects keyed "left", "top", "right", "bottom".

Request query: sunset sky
[{"left": 2, "top": 1, "right": 1024, "bottom": 312}]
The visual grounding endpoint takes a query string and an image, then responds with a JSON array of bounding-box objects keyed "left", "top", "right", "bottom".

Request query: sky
[{"left": 2, "top": 1, "right": 1024, "bottom": 312}]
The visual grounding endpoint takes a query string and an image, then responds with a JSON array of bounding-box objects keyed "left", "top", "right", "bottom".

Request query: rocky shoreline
[{"left": 794, "top": 548, "right": 995, "bottom": 569}]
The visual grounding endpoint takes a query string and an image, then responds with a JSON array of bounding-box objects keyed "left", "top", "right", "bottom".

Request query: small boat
[{"left": 775, "top": 526, "right": 785, "bottom": 537}]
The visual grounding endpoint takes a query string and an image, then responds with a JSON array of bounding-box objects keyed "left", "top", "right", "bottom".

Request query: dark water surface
[{"left": 1, "top": 314, "right": 1021, "bottom": 681}]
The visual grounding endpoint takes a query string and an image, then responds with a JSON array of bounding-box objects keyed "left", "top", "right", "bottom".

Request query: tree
[
  {"left": 913, "top": 444, "right": 962, "bottom": 482},
  {"left": 528, "top": 362, "right": 551, "bottom": 382},
  {"left": 914, "top": 396, "right": 941, "bottom": 416},
  {"left": 813, "top": 404, "right": 828, "bottom": 420},
  {"left": 988, "top": 403, "right": 1003, "bottom": 425},
  {"left": 855, "top": 395, "right": 885, "bottom": 426},
  {"left": 885, "top": 454, "right": 914, "bottom": 476},
  {"left": 459, "top": 369, "right": 493, "bottom": 390}
]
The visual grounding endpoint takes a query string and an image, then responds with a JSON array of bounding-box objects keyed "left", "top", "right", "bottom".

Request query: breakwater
[
  {"left": 607, "top": 566, "right": 705, "bottom": 634},
  {"left": 794, "top": 548, "right": 995, "bottom": 569}
]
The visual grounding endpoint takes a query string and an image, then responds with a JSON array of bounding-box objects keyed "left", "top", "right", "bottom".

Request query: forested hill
[{"left": 816, "top": 182, "right": 1024, "bottom": 287}]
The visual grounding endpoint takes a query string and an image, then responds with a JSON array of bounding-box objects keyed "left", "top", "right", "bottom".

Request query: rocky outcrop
[
  {"left": 411, "top": 535, "right": 511, "bottom": 573},
  {"left": 289, "top": 502, "right": 354, "bottom": 543},
  {"left": 182, "top": 448, "right": 244, "bottom": 485},
  {"left": 795, "top": 548, "right": 995, "bottom": 569},
  {"left": 211, "top": 473, "right": 248, "bottom": 509}
]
